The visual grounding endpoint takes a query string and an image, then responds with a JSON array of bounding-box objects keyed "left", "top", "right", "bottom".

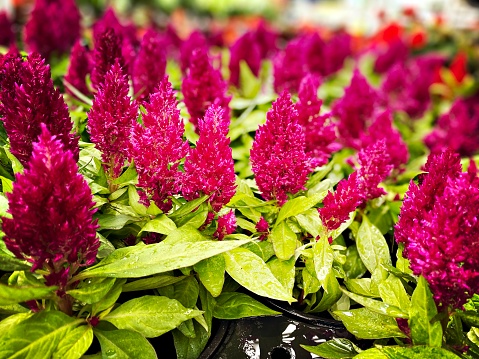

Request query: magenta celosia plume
[
  {"left": 0, "top": 11, "right": 15, "bottom": 47},
  {"left": 250, "top": 92, "right": 310, "bottom": 206},
  {"left": 88, "top": 62, "right": 138, "bottom": 178},
  {"left": 132, "top": 28, "right": 167, "bottom": 101},
  {"left": 180, "top": 30, "right": 208, "bottom": 74},
  {"left": 273, "top": 38, "right": 308, "bottom": 94},
  {"left": 296, "top": 74, "right": 339, "bottom": 167},
  {"left": 2, "top": 125, "right": 99, "bottom": 289},
  {"left": 24, "top": 0, "right": 80, "bottom": 60},
  {"left": 182, "top": 105, "right": 236, "bottom": 212},
  {"left": 130, "top": 77, "right": 189, "bottom": 212},
  {"left": 182, "top": 48, "right": 231, "bottom": 132},
  {"left": 229, "top": 32, "right": 262, "bottom": 87},
  {"left": 65, "top": 41, "right": 92, "bottom": 98},
  {"left": 214, "top": 211, "right": 237, "bottom": 240},
  {"left": 373, "top": 38, "right": 409, "bottom": 74},
  {"left": 0, "top": 50, "right": 79, "bottom": 167},
  {"left": 395, "top": 150, "right": 479, "bottom": 310}
]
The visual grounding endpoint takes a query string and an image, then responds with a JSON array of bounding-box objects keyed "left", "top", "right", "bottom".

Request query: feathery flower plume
[
  {"left": 182, "top": 48, "right": 231, "bottom": 131},
  {"left": 296, "top": 74, "right": 339, "bottom": 167},
  {"left": 373, "top": 38, "right": 409, "bottom": 74},
  {"left": 256, "top": 216, "right": 270, "bottom": 241},
  {"left": 425, "top": 99, "right": 479, "bottom": 157},
  {"left": 395, "top": 150, "right": 479, "bottom": 309},
  {"left": 65, "top": 41, "right": 92, "bottom": 98},
  {"left": 180, "top": 30, "right": 208, "bottom": 74},
  {"left": 332, "top": 69, "right": 379, "bottom": 149},
  {"left": 250, "top": 92, "right": 310, "bottom": 205},
  {"left": 229, "top": 32, "right": 262, "bottom": 87},
  {"left": 24, "top": 0, "right": 80, "bottom": 60},
  {"left": 0, "top": 11, "right": 15, "bottom": 47},
  {"left": 132, "top": 28, "right": 167, "bottom": 101},
  {"left": 88, "top": 62, "right": 138, "bottom": 179},
  {"left": 2, "top": 125, "right": 99, "bottom": 292},
  {"left": 130, "top": 77, "right": 189, "bottom": 212},
  {"left": 214, "top": 211, "right": 237, "bottom": 240},
  {"left": 321, "top": 32, "right": 352, "bottom": 76},
  {"left": 182, "top": 105, "right": 236, "bottom": 212},
  {"left": 0, "top": 51, "right": 79, "bottom": 167},
  {"left": 91, "top": 28, "right": 125, "bottom": 90},
  {"left": 273, "top": 37, "right": 308, "bottom": 94}
]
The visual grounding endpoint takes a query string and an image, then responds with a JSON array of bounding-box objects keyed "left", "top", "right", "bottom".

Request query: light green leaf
[
  {"left": 313, "top": 236, "right": 334, "bottom": 286},
  {"left": 123, "top": 275, "right": 185, "bottom": 293},
  {"left": 0, "top": 245, "right": 31, "bottom": 271},
  {"left": 409, "top": 276, "right": 443, "bottom": 347},
  {"left": 343, "top": 244, "right": 367, "bottom": 279},
  {"left": 128, "top": 185, "right": 148, "bottom": 216},
  {"left": 270, "top": 221, "right": 297, "bottom": 260},
  {"left": 309, "top": 271, "right": 342, "bottom": 313},
  {"left": 333, "top": 308, "right": 406, "bottom": 339},
  {"left": 139, "top": 215, "right": 177, "bottom": 235},
  {"left": 105, "top": 296, "right": 202, "bottom": 338},
  {"left": 300, "top": 338, "right": 361, "bottom": 358},
  {"left": 224, "top": 248, "right": 296, "bottom": 302},
  {"left": 0, "top": 313, "right": 33, "bottom": 342},
  {"left": 344, "top": 279, "right": 374, "bottom": 297},
  {"left": 353, "top": 348, "right": 388, "bottom": 358},
  {"left": 94, "top": 329, "right": 157, "bottom": 359},
  {"left": 67, "top": 278, "right": 116, "bottom": 304},
  {"left": 340, "top": 287, "right": 408, "bottom": 318},
  {"left": 169, "top": 196, "right": 209, "bottom": 220},
  {"left": 276, "top": 193, "right": 324, "bottom": 225},
  {"left": 4, "top": 147, "right": 23, "bottom": 174},
  {"left": 0, "top": 311, "right": 83, "bottom": 359},
  {"left": 268, "top": 257, "right": 295, "bottom": 295},
  {"left": 213, "top": 292, "right": 280, "bottom": 319},
  {"left": 165, "top": 277, "right": 200, "bottom": 309},
  {"left": 96, "top": 214, "right": 139, "bottom": 230},
  {"left": 0, "top": 282, "right": 57, "bottom": 305},
  {"left": 378, "top": 276, "right": 410, "bottom": 312},
  {"left": 53, "top": 325, "right": 93, "bottom": 359},
  {"left": 194, "top": 256, "right": 225, "bottom": 297},
  {"left": 92, "top": 279, "right": 126, "bottom": 316},
  {"left": 296, "top": 209, "right": 323, "bottom": 238},
  {"left": 111, "top": 163, "right": 138, "bottom": 187},
  {"left": 1, "top": 176, "right": 13, "bottom": 194},
  {"left": 380, "top": 346, "right": 461, "bottom": 358},
  {"left": 356, "top": 216, "right": 391, "bottom": 273}
]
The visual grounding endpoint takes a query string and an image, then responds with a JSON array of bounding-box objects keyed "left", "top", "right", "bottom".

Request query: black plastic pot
[{"left": 210, "top": 299, "right": 354, "bottom": 359}]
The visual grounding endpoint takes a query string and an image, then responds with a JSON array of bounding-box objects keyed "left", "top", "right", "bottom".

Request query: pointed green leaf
[
  {"left": 122, "top": 275, "right": 185, "bottom": 293},
  {"left": 276, "top": 193, "right": 324, "bottom": 225},
  {"left": 296, "top": 209, "right": 323, "bottom": 238},
  {"left": 128, "top": 185, "right": 148, "bottom": 216},
  {"left": 213, "top": 292, "right": 280, "bottom": 319},
  {"left": 104, "top": 296, "right": 202, "bottom": 338},
  {"left": 0, "top": 313, "right": 33, "bottom": 342},
  {"left": 340, "top": 287, "right": 408, "bottom": 318},
  {"left": 270, "top": 221, "right": 297, "bottom": 260},
  {"left": 313, "top": 236, "right": 334, "bottom": 285},
  {"left": 194, "top": 256, "right": 225, "bottom": 297},
  {"left": 96, "top": 214, "right": 138, "bottom": 230},
  {"left": 380, "top": 346, "right": 461, "bottom": 358},
  {"left": 224, "top": 248, "right": 296, "bottom": 302},
  {"left": 378, "top": 276, "right": 410, "bottom": 312},
  {"left": 111, "top": 163, "right": 138, "bottom": 187},
  {"left": 356, "top": 216, "right": 391, "bottom": 273},
  {"left": 300, "top": 338, "right": 361, "bottom": 358},
  {"left": 53, "top": 325, "right": 93, "bottom": 359},
  {"left": 268, "top": 257, "right": 295, "bottom": 295},
  {"left": 0, "top": 282, "right": 57, "bottom": 305},
  {"left": 139, "top": 215, "right": 177, "bottom": 235},
  {"left": 169, "top": 196, "right": 209, "bottom": 220},
  {"left": 67, "top": 277, "right": 116, "bottom": 304},
  {"left": 92, "top": 279, "right": 126, "bottom": 316},
  {"left": 94, "top": 329, "right": 157, "bottom": 359}
]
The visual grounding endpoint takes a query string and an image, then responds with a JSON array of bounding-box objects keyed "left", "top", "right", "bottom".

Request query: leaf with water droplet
[{"left": 94, "top": 328, "right": 157, "bottom": 359}]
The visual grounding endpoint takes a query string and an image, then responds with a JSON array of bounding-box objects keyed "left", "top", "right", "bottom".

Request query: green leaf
[
  {"left": 243, "top": 241, "right": 275, "bottom": 262},
  {"left": 409, "top": 276, "right": 443, "bottom": 347},
  {"left": 313, "top": 236, "right": 334, "bottom": 286},
  {"left": 340, "top": 287, "right": 408, "bottom": 318},
  {"left": 296, "top": 209, "right": 323, "bottom": 238},
  {"left": 139, "top": 215, "right": 177, "bottom": 235},
  {"left": 4, "top": 147, "right": 23, "bottom": 174},
  {"left": 0, "top": 311, "right": 83, "bottom": 359},
  {"left": 92, "top": 279, "right": 126, "bottom": 316},
  {"left": 169, "top": 196, "right": 209, "bottom": 220},
  {"left": 0, "top": 313, "right": 33, "bottom": 342},
  {"left": 378, "top": 276, "right": 410, "bottom": 312},
  {"left": 0, "top": 245, "right": 31, "bottom": 271},
  {"left": 276, "top": 193, "right": 324, "bottom": 225},
  {"left": 270, "top": 221, "right": 297, "bottom": 260},
  {"left": 194, "top": 256, "right": 225, "bottom": 297},
  {"left": 94, "top": 329, "right": 157, "bottom": 359},
  {"left": 0, "top": 282, "right": 57, "bottom": 305},
  {"left": 343, "top": 245, "right": 367, "bottom": 279},
  {"left": 172, "top": 321, "right": 209, "bottom": 359},
  {"left": 302, "top": 265, "right": 321, "bottom": 296},
  {"left": 309, "top": 271, "right": 342, "bottom": 313},
  {"left": 239, "top": 60, "right": 261, "bottom": 98},
  {"left": 167, "top": 277, "right": 200, "bottom": 308},
  {"left": 353, "top": 348, "right": 388, "bottom": 358},
  {"left": 268, "top": 257, "right": 295, "bottom": 295},
  {"left": 380, "top": 346, "right": 461, "bottom": 358},
  {"left": 97, "top": 214, "right": 139, "bottom": 230},
  {"left": 300, "top": 338, "right": 361, "bottom": 358},
  {"left": 0, "top": 176, "right": 13, "bottom": 193},
  {"left": 356, "top": 216, "right": 391, "bottom": 273},
  {"left": 215, "top": 290, "right": 281, "bottom": 320},
  {"left": 67, "top": 277, "right": 116, "bottom": 304},
  {"left": 344, "top": 278, "right": 374, "bottom": 297},
  {"left": 79, "top": 228, "right": 251, "bottom": 279},
  {"left": 128, "top": 185, "right": 148, "bottom": 216},
  {"left": 224, "top": 248, "right": 296, "bottom": 302},
  {"left": 333, "top": 308, "right": 406, "bottom": 339},
  {"left": 53, "top": 325, "right": 93, "bottom": 359},
  {"left": 111, "top": 162, "right": 138, "bottom": 187},
  {"left": 123, "top": 275, "right": 185, "bottom": 292},
  {"left": 104, "top": 296, "right": 203, "bottom": 338}
]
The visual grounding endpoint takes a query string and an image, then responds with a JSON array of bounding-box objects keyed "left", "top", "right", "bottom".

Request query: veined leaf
[
  {"left": 275, "top": 192, "right": 325, "bottom": 225},
  {"left": 139, "top": 215, "right": 177, "bottom": 235},
  {"left": 300, "top": 338, "right": 361, "bottom": 358},
  {"left": 340, "top": 287, "right": 408, "bottom": 318},
  {"left": 67, "top": 277, "right": 116, "bottom": 304},
  {"left": 270, "top": 221, "right": 297, "bottom": 260},
  {"left": 213, "top": 292, "right": 280, "bottom": 319},
  {"left": 194, "top": 256, "right": 225, "bottom": 297},
  {"left": 0, "top": 282, "right": 57, "bottom": 305},
  {"left": 356, "top": 216, "right": 391, "bottom": 273},
  {"left": 53, "top": 325, "right": 93, "bottom": 359},
  {"left": 94, "top": 329, "right": 157, "bottom": 359}
]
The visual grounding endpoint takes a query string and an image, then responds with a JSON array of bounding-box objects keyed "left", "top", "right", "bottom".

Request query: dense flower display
[
  {"left": 0, "top": 50, "right": 79, "bottom": 167},
  {"left": 2, "top": 125, "right": 98, "bottom": 289},
  {"left": 250, "top": 92, "right": 310, "bottom": 205},
  {"left": 87, "top": 62, "right": 138, "bottom": 178},
  {"left": 395, "top": 150, "right": 479, "bottom": 310},
  {"left": 131, "top": 77, "right": 189, "bottom": 212}
]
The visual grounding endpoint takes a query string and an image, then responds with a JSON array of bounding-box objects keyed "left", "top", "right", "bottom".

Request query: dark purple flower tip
[
  {"left": 2, "top": 125, "right": 99, "bottom": 286},
  {"left": 0, "top": 11, "right": 15, "bottom": 47},
  {"left": 142, "top": 233, "right": 162, "bottom": 245},
  {"left": 65, "top": 40, "right": 92, "bottom": 98},
  {"left": 214, "top": 211, "right": 237, "bottom": 241}
]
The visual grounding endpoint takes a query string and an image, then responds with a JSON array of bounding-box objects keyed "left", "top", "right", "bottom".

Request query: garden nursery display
[{"left": 2, "top": 0, "right": 479, "bottom": 358}]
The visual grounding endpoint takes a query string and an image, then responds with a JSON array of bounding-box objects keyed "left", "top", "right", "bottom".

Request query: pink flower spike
[
  {"left": 88, "top": 62, "right": 138, "bottom": 179},
  {"left": 91, "top": 28, "right": 125, "bottom": 90},
  {"left": 214, "top": 211, "right": 237, "bottom": 240},
  {"left": 2, "top": 125, "right": 99, "bottom": 290},
  {"left": 0, "top": 11, "right": 15, "bottom": 47},
  {"left": 180, "top": 30, "right": 208, "bottom": 74},
  {"left": 250, "top": 91, "right": 311, "bottom": 205},
  {"left": 65, "top": 41, "right": 92, "bottom": 99},
  {"left": 182, "top": 105, "right": 236, "bottom": 213}
]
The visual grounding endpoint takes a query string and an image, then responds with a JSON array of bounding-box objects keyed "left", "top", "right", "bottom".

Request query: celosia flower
[
  {"left": 361, "top": 110, "right": 409, "bottom": 172},
  {"left": 130, "top": 77, "right": 189, "bottom": 212},
  {"left": 319, "top": 141, "right": 392, "bottom": 231},
  {"left": 214, "top": 211, "right": 237, "bottom": 240},
  {"left": 91, "top": 28, "right": 125, "bottom": 90},
  {"left": 273, "top": 37, "right": 308, "bottom": 94},
  {"left": 296, "top": 74, "right": 339, "bottom": 167},
  {"left": 425, "top": 99, "right": 479, "bottom": 157},
  {"left": 2, "top": 125, "right": 99, "bottom": 290},
  {"left": 132, "top": 28, "right": 167, "bottom": 101},
  {"left": 0, "top": 11, "right": 15, "bottom": 47},
  {"left": 182, "top": 105, "right": 236, "bottom": 212},
  {"left": 395, "top": 150, "right": 479, "bottom": 309},
  {"left": 182, "top": 48, "right": 231, "bottom": 131},
  {"left": 65, "top": 41, "right": 92, "bottom": 98},
  {"left": 88, "top": 62, "right": 138, "bottom": 178},
  {"left": 250, "top": 92, "right": 310, "bottom": 205},
  {"left": 256, "top": 216, "right": 270, "bottom": 241},
  {"left": 373, "top": 38, "right": 409, "bottom": 74},
  {"left": 163, "top": 24, "right": 183, "bottom": 60},
  {"left": 332, "top": 69, "right": 379, "bottom": 149},
  {"left": 229, "top": 32, "right": 262, "bottom": 87},
  {"left": 24, "top": 0, "right": 80, "bottom": 60},
  {"left": 254, "top": 21, "right": 278, "bottom": 59},
  {"left": 0, "top": 51, "right": 79, "bottom": 167},
  {"left": 180, "top": 30, "right": 208, "bottom": 74},
  {"left": 321, "top": 32, "right": 352, "bottom": 76}
]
